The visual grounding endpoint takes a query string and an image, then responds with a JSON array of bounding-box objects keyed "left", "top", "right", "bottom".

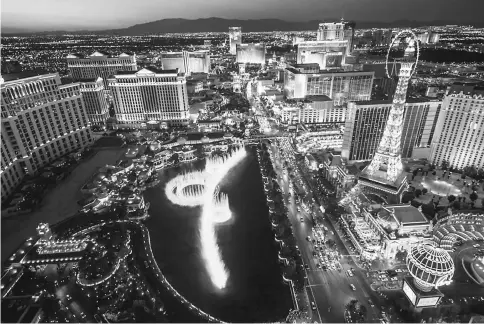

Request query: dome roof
[{"left": 406, "top": 243, "right": 455, "bottom": 287}]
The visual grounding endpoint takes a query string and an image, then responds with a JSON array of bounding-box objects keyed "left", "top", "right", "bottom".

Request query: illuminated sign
[
  {"left": 403, "top": 281, "right": 417, "bottom": 305},
  {"left": 416, "top": 297, "right": 440, "bottom": 307}
]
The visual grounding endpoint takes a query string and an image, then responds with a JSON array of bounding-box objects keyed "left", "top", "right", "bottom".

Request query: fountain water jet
[{"left": 164, "top": 146, "right": 247, "bottom": 289}]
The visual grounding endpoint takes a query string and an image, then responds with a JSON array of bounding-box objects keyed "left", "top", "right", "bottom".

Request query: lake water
[{"left": 143, "top": 147, "right": 292, "bottom": 322}]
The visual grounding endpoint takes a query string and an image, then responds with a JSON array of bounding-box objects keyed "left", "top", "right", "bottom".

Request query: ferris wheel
[{"left": 385, "top": 29, "right": 420, "bottom": 78}]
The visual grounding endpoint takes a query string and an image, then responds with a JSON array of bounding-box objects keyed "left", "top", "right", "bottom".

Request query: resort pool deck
[
  {"left": 420, "top": 176, "right": 462, "bottom": 197},
  {"left": 1, "top": 148, "right": 125, "bottom": 260}
]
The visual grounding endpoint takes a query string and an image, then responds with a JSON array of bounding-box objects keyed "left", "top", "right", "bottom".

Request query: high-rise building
[
  {"left": 317, "top": 20, "right": 355, "bottom": 53},
  {"left": 159, "top": 51, "right": 210, "bottom": 75},
  {"left": 384, "top": 29, "right": 393, "bottom": 46},
  {"left": 1, "top": 72, "right": 93, "bottom": 202},
  {"left": 296, "top": 41, "right": 348, "bottom": 70},
  {"left": 429, "top": 32, "right": 440, "bottom": 44},
  {"left": 79, "top": 77, "right": 110, "bottom": 126},
  {"left": 229, "top": 27, "right": 242, "bottom": 55},
  {"left": 284, "top": 67, "right": 374, "bottom": 105},
  {"left": 236, "top": 44, "right": 266, "bottom": 65},
  {"left": 429, "top": 83, "right": 484, "bottom": 169},
  {"left": 66, "top": 51, "right": 137, "bottom": 88},
  {"left": 372, "top": 30, "right": 384, "bottom": 46},
  {"left": 108, "top": 68, "right": 189, "bottom": 128},
  {"left": 342, "top": 99, "right": 441, "bottom": 161},
  {"left": 417, "top": 32, "right": 430, "bottom": 44}
]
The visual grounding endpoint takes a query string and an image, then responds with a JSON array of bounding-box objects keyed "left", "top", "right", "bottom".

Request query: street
[{"left": 268, "top": 140, "right": 382, "bottom": 323}]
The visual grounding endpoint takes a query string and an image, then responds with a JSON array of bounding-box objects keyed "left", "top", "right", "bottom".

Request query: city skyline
[
  {"left": 2, "top": 0, "right": 484, "bottom": 33},
  {"left": 2, "top": 4, "right": 484, "bottom": 323}
]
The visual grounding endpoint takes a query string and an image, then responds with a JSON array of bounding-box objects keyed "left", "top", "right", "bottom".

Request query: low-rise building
[
  {"left": 341, "top": 201, "right": 433, "bottom": 260},
  {"left": 187, "top": 80, "right": 204, "bottom": 94},
  {"left": 313, "top": 151, "right": 357, "bottom": 193}
]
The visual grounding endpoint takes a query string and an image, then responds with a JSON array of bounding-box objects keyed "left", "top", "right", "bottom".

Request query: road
[{"left": 268, "top": 141, "right": 382, "bottom": 323}]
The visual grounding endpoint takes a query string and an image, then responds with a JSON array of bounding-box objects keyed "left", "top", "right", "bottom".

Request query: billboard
[
  {"left": 403, "top": 281, "right": 417, "bottom": 305},
  {"left": 416, "top": 297, "right": 440, "bottom": 308}
]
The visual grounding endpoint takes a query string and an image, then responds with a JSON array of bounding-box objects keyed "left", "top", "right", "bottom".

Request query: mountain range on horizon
[{"left": 2, "top": 17, "right": 483, "bottom": 36}]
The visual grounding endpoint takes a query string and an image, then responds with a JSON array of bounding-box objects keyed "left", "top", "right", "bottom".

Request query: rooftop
[
  {"left": 110, "top": 68, "right": 180, "bottom": 78},
  {"left": 1, "top": 69, "right": 51, "bottom": 82},
  {"left": 285, "top": 67, "right": 373, "bottom": 76},
  {"left": 386, "top": 204, "right": 429, "bottom": 225},
  {"left": 305, "top": 95, "right": 332, "bottom": 102}
]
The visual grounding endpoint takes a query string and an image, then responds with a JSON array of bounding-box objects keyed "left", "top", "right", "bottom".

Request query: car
[
  {"left": 391, "top": 277, "right": 398, "bottom": 281},
  {"left": 307, "top": 236, "right": 311, "bottom": 241},
  {"left": 317, "top": 263, "right": 322, "bottom": 269},
  {"left": 368, "top": 299, "right": 374, "bottom": 307},
  {"left": 381, "top": 278, "right": 388, "bottom": 282},
  {"left": 305, "top": 264, "right": 310, "bottom": 270},
  {"left": 300, "top": 217, "right": 304, "bottom": 222},
  {"left": 350, "top": 284, "right": 356, "bottom": 291},
  {"left": 311, "top": 302, "right": 317, "bottom": 310}
]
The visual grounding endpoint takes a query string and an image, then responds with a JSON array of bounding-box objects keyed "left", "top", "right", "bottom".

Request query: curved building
[
  {"left": 403, "top": 243, "right": 454, "bottom": 308},
  {"left": 433, "top": 212, "right": 484, "bottom": 250}
]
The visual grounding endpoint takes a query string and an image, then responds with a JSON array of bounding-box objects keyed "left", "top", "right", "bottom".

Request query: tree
[
  {"left": 422, "top": 188, "right": 428, "bottom": 195},
  {"left": 402, "top": 192, "right": 415, "bottom": 204},
  {"left": 470, "top": 192, "right": 478, "bottom": 207},
  {"left": 453, "top": 201, "right": 461, "bottom": 210},
  {"left": 448, "top": 195, "right": 456, "bottom": 203},
  {"left": 415, "top": 189, "right": 422, "bottom": 198},
  {"left": 395, "top": 250, "right": 407, "bottom": 262},
  {"left": 441, "top": 160, "right": 449, "bottom": 170},
  {"left": 463, "top": 165, "right": 478, "bottom": 178}
]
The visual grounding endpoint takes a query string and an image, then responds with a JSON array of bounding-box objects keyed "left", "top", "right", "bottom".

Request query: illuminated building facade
[
  {"left": 342, "top": 99, "right": 441, "bottom": 161},
  {"left": 314, "top": 152, "right": 357, "bottom": 193},
  {"left": 296, "top": 130, "right": 344, "bottom": 152},
  {"left": 430, "top": 83, "right": 484, "bottom": 169},
  {"left": 296, "top": 41, "right": 348, "bottom": 70},
  {"left": 316, "top": 20, "right": 355, "bottom": 53},
  {"left": 403, "top": 244, "right": 453, "bottom": 308},
  {"left": 358, "top": 48, "right": 417, "bottom": 203},
  {"left": 1, "top": 73, "right": 93, "bottom": 202},
  {"left": 279, "top": 95, "right": 346, "bottom": 124},
  {"left": 229, "top": 27, "right": 242, "bottom": 55},
  {"left": 160, "top": 51, "right": 210, "bottom": 75},
  {"left": 433, "top": 212, "right": 484, "bottom": 250},
  {"left": 67, "top": 51, "right": 137, "bottom": 88},
  {"left": 236, "top": 44, "right": 266, "bottom": 65},
  {"left": 429, "top": 32, "right": 440, "bottom": 44},
  {"left": 340, "top": 201, "right": 433, "bottom": 261},
  {"left": 108, "top": 68, "right": 189, "bottom": 127},
  {"left": 284, "top": 68, "right": 374, "bottom": 104},
  {"left": 79, "top": 77, "right": 110, "bottom": 126}
]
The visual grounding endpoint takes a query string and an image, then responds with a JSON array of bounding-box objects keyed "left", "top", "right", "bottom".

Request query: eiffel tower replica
[{"left": 358, "top": 40, "right": 417, "bottom": 203}]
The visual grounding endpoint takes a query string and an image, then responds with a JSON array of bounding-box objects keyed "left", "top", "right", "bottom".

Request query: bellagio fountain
[{"left": 164, "top": 145, "right": 247, "bottom": 289}]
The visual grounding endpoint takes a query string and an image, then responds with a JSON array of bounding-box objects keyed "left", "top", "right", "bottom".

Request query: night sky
[{"left": 2, "top": 0, "right": 483, "bottom": 32}]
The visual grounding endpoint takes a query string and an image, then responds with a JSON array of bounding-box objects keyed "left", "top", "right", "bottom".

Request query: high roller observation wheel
[{"left": 385, "top": 29, "right": 420, "bottom": 79}]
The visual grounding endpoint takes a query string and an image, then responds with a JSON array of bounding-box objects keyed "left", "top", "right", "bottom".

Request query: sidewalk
[{"left": 265, "top": 145, "right": 314, "bottom": 322}]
